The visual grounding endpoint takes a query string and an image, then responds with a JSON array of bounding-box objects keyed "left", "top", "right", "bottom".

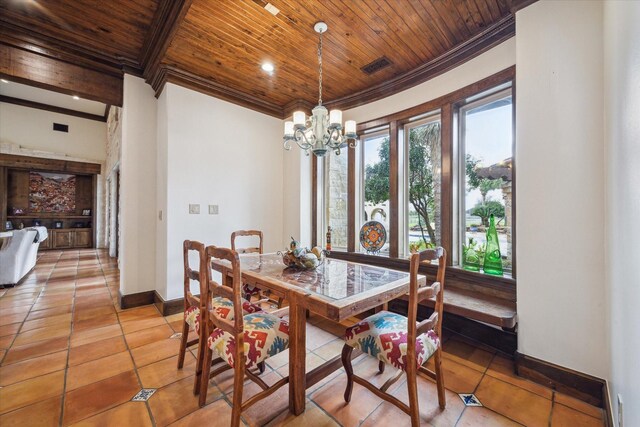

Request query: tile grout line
[
  {"left": 0, "top": 251, "right": 59, "bottom": 366},
  {"left": 58, "top": 251, "right": 80, "bottom": 427},
  {"left": 95, "top": 250, "right": 160, "bottom": 427}
]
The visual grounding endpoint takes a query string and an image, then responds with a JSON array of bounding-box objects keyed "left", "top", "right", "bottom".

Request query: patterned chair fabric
[
  {"left": 184, "top": 297, "right": 262, "bottom": 334},
  {"left": 208, "top": 312, "right": 290, "bottom": 369},
  {"left": 242, "top": 283, "right": 261, "bottom": 300},
  {"left": 344, "top": 310, "right": 440, "bottom": 371}
]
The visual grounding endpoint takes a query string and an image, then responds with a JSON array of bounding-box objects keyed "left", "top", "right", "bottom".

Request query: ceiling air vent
[
  {"left": 53, "top": 123, "right": 69, "bottom": 133},
  {"left": 361, "top": 56, "right": 392, "bottom": 75}
]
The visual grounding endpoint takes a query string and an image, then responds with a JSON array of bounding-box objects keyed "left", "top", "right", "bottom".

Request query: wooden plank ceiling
[{"left": 0, "top": 0, "right": 530, "bottom": 116}]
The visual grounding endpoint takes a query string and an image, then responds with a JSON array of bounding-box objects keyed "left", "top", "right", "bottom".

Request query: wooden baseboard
[
  {"left": 153, "top": 291, "right": 185, "bottom": 316},
  {"left": 388, "top": 299, "right": 517, "bottom": 355},
  {"left": 117, "top": 289, "right": 186, "bottom": 316},
  {"left": 515, "top": 352, "right": 606, "bottom": 408},
  {"left": 119, "top": 290, "right": 155, "bottom": 309}
]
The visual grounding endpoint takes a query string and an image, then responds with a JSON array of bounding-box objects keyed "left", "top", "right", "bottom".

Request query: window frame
[
  {"left": 401, "top": 112, "right": 442, "bottom": 257},
  {"left": 457, "top": 87, "right": 514, "bottom": 273},
  {"left": 359, "top": 128, "right": 391, "bottom": 254},
  {"left": 313, "top": 66, "right": 516, "bottom": 290}
]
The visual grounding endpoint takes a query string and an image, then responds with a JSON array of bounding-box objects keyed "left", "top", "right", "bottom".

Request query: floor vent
[{"left": 361, "top": 56, "right": 392, "bottom": 75}]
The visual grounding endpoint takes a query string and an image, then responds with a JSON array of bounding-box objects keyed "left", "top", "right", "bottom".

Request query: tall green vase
[{"left": 483, "top": 214, "right": 503, "bottom": 276}]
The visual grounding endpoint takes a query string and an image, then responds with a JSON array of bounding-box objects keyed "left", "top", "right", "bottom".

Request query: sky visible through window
[{"left": 465, "top": 98, "right": 512, "bottom": 208}]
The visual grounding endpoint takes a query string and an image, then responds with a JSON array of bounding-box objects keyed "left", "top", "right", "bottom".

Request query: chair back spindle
[
  {"left": 183, "top": 240, "right": 207, "bottom": 312},
  {"left": 231, "top": 230, "right": 263, "bottom": 254}
]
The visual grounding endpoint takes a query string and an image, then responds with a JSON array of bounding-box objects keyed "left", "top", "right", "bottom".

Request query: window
[
  {"left": 361, "top": 130, "right": 390, "bottom": 254},
  {"left": 403, "top": 114, "right": 442, "bottom": 256},
  {"left": 458, "top": 88, "right": 513, "bottom": 272},
  {"left": 316, "top": 68, "right": 516, "bottom": 279}
]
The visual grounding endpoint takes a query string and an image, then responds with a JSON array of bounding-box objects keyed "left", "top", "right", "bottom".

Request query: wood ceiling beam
[
  {"left": 0, "top": 21, "right": 138, "bottom": 76},
  {"left": 0, "top": 95, "right": 107, "bottom": 122},
  {"left": 0, "top": 44, "right": 123, "bottom": 107},
  {"left": 0, "top": 154, "right": 101, "bottom": 175},
  {"left": 141, "top": 0, "right": 194, "bottom": 83}
]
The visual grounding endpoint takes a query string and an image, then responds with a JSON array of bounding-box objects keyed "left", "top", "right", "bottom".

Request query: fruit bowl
[{"left": 278, "top": 237, "right": 328, "bottom": 270}]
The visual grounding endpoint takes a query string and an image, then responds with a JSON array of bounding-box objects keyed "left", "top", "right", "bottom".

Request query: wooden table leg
[{"left": 289, "top": 297, "right": 307, "bottom": 415}]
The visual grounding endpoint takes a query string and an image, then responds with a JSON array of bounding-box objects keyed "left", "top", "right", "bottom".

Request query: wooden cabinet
[
  {"left": 1, "top": 154, "right": 100, "bottom": 250},
  {"left": 53, "top": 230, "right": 74, "bottom": 248},
  {"left": 44, "top": 228, "right": 92, "bottom": 250},
  {"left": 74, "top": 229, "right": 92, "bottom": 248}
]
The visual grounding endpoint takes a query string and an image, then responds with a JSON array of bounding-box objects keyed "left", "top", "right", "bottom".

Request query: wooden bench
[{"left": 399, "top": 286, "right": 517, "bottom": 330}]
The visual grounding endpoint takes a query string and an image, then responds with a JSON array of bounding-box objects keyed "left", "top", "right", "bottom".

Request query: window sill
[{"left": 326, "top": 250, "right": 516, "bottom": 295}]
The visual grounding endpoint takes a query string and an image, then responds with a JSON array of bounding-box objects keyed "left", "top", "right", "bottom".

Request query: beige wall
[
  {"left": 604, "top": 1, "right": 640, "bottom": 425},
  {"left": 0, "top": 101, "right": 108, "bottom": 247},
  {"left": 156, "top": 83, "right": 285, "bottom": 301},
  {"left": 0, "top": 102, "right": 106, "bottom": 162},
  {"left": 516, "top": 0, "right": 607, "bottom": 379},
  {"left": 119, "top": 75, "right": 157, "bottom": 296}
]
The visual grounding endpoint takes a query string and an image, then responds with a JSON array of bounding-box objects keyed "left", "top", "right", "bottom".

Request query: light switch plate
[
  {"left": 189, "top": 204, "right": 200, "bottom": 214},
  {"left": 209, "top": 205, "right": 219, "bottom": 215}
]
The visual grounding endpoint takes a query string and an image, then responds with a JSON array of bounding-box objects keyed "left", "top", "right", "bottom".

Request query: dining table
[{"left": 211, "top": 252, "right": 416, "bottom": 416}]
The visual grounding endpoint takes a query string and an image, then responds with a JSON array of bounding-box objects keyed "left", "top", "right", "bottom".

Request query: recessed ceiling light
[
  {"left": 264, "top": 3, "right": 279, "bottom": 16},
  {"left": 0, "top": 79, "right": 8, "bottom": 83},
  {"left": 261, "top": 63, "right": 274, "bottom": 73},
  {"left": 73, "top": 95, "right": 80, "bottom": 100}
]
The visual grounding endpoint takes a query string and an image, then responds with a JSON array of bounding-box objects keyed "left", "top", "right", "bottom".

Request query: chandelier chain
[{"left": 318, "top": 28, "right": 323, "bottom": 106}]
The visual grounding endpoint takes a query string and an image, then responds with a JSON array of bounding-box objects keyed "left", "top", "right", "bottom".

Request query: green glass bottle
[
  {"left": 462, "top": 237, "right": 481, "bottom": 272},
  {"left": 483, "top": 214, "right": 503, "bottom": 276}
]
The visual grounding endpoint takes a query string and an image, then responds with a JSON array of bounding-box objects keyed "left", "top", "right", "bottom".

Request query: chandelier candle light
[{"left": 283, "top": 22, "right": 358, "bottom": 157}]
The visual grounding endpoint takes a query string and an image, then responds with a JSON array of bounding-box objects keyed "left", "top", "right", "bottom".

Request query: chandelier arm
[
  {"left": 294, "top": 128, "right": 313, "bottom": 150},
  {"left": 283, "top": 138, "right": 292, "bottom": 151}
]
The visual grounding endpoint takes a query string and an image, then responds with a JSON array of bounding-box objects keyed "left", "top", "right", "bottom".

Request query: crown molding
[
  {"left": 140, "top": 0, "right": 193, "bottom": 80},
  {"left": 153, "top": 65, "right": 285, "bottom": 118},
  {"left": 149, "top": 13, "right": 515, "bottom": 119}
]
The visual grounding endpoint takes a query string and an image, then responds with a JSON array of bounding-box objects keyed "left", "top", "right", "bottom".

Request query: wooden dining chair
[
  {"left": 198, "top": 246, "right": 290, "bottom": 426},
  {"left": 179, "top": 240, "right": 265, "bottom": 395},
  {"left": 231, "top": 229, "right": 284, "bottom": 308},
  {"left": 178, "top": 240, "right": 206, "bottom": 374},
  {"left": 341, "top": 247, "right": 447, "bottom": 427}
]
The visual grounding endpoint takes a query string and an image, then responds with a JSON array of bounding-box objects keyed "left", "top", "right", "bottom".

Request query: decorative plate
[{"left": 359, "top": 221, "right": 387, "bottom": 253}]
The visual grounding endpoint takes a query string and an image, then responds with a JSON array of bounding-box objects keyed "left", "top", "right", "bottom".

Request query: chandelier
[{"left": 283, "top": 22, "right": 358, "bottom": 157}]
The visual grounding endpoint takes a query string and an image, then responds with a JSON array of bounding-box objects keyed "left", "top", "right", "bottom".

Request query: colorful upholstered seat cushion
[
  {"left": 208, "top": 312, "right": 290, "bottom": 369},
  {"left": 344, "top": 311, "right": 440, "bottom": 371},
  {"left": 183, "top": 298, "right": 262, "bottom": 334},
  {"left": 184, "top": 305, "right": 201, "bottom": 332}
]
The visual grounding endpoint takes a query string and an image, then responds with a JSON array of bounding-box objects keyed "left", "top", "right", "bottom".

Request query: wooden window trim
[{"left": 315, "top": 67, "right": 516, "bottom": 292}]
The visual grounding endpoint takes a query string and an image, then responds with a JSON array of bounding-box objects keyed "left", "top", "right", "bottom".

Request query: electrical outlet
[
  {"left": 209, "top": 204, "right": 219, "bottom": 215},
  {"left": 189, "top": 204, "right": 200, "bottom": 214},
  {"left": 618, "top": 394, "right": 623, "bottom": 427}
]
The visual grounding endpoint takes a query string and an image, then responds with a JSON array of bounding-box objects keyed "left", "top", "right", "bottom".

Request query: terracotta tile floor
[{"left": 0, "top": 249, "right": 606, "bottom": 426}]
